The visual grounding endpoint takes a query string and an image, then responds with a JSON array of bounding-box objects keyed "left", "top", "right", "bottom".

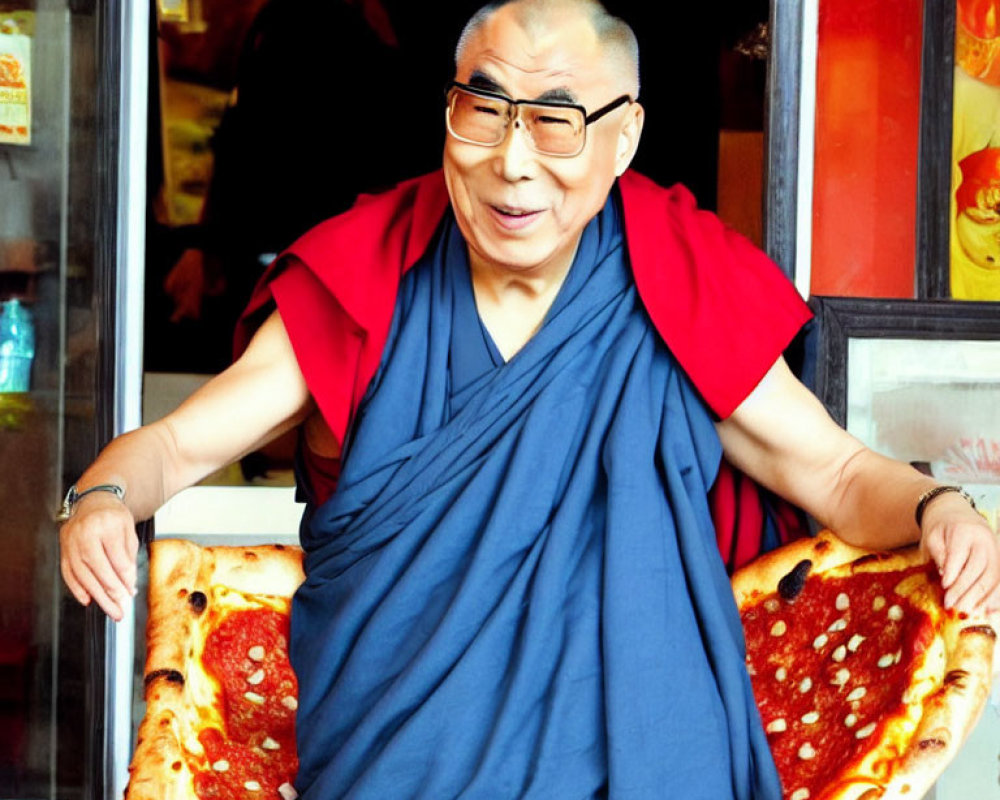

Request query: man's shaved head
[{"left": 456, "top": 0, "right": 640, "bottom": 97}]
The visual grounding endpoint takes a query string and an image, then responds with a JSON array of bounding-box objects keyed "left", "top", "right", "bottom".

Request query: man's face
[{"left": 444, "top": 6, "right": 643, "bottom": 277}]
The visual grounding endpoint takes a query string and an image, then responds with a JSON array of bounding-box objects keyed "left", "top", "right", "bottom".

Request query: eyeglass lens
[{"left": 448, "top": 88, "right": 585, "bottom": 156}]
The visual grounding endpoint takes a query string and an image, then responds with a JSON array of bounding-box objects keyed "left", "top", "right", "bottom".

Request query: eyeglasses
[{"left": 445, "top": 80, "right": 633, "bottom": 158}]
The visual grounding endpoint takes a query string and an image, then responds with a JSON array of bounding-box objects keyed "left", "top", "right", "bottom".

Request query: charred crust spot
[
  {"left": 778, "top": 559, "right": 812, "bottom": 601},
  {"left": 243, "top": 550, "right": 259, "bottom": 561},
  {"left": 176, "top": 588, "right": 188, "bottom": 599},
  {"left": 944, "top": 669, "right": 969, "bottom": 689},
  {"left": 813, "top": 539, "right": 830, "bottom": 553},
  {"left": 158, "top": 717, "right": 170, "bottom": 727},
  {"left": 187, "top": 591, "right": 207, "bottom": 614},
  {"left": 171, "top": 760, "right": 182, "bottom": 771},
  {"left": 145, "top": 668, "right": 185, "bottom": 687},
  {"left": 851, "top": 553, "right": 882, "bottom": 568},
  {"left": 918, "top": 737, "right": 947, "bottom": 751},
  {"left": 275, "top": 544, "right": 286, "bottom": 550},
  {"left": 960, "top": 624, "right": 997, "bottom": 640}
]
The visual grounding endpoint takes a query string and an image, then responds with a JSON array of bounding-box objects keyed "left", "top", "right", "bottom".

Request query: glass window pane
[{"left": 0, "top": 0, "right": 106, "bottom": 795}]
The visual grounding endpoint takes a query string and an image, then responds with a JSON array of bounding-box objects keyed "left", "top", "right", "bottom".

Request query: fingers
[
  {"left": 981, "top": 583, "right": 1000, "bottom": 616},
  {"left": 59, "top": 552, "right": 91, "bottom": 607},
  {"left": 928, "top": 522, "right": 1000, "bottom": 616},
  {"left": 944, "top": 550, "right": 988, "bottom": 612},
  {"left": 942, "top": 541, "right": 981, "bottom": 592},
  {"left": 971, "top": 559, "right": 1000, "bottom": 616},
  {"left": 59, "top": 506, "right": 138, "bottom": 622},
  {"left": 71, "top": 557, "right": 125, "bottom": 621},
  {"left": 104, "top": 528, "right": 139, "bottom": 598},
  {"left": 921, "top": 526, "right": 949, "bottom": 581}
]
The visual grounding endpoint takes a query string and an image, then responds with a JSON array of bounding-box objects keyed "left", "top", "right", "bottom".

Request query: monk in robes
[{"left": 60, "top": 1, "right": 1000, "bottom": 798}]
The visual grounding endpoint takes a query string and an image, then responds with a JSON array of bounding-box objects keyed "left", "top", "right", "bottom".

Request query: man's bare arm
[
  {"left": 59, "top": 310, "right": 313, "bottom": 621},
  {"left": 716, "top": 356, "right": 1000, "bottom": 615}
]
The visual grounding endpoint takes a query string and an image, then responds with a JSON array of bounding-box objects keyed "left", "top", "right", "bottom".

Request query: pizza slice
[
  {"left": 733, "top": 530, "right": 998, "bottom": 800},
  {"left": 125, "top": 539, "right": 305, "bottom": 800}
]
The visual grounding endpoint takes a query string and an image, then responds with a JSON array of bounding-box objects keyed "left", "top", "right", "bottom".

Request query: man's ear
[{"left": 614, "top": 102, "right": 644, "bottom": 177}]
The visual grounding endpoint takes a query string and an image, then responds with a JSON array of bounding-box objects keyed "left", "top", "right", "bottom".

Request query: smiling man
[
  {"left": 442, "top": 5, "right": 642, "bottom": 361},
  {"left": 59, "top": 1, "right": 1000, "bottom": 798}
]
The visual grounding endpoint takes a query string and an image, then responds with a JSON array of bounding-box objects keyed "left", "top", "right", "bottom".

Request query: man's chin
[{"left": 474, "top": 241, "right": 565, "bottom": 274}]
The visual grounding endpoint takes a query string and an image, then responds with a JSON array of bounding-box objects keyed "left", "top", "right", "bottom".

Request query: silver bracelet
[{"left": 55, "top": 483, "right": 126, "bottom": 523}]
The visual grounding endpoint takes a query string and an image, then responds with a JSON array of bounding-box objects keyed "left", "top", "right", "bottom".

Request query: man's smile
[{"left": 488, "top": 203, "right": 545, "bottom": 230}]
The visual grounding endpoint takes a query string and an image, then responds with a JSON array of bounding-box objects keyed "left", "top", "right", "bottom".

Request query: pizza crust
[
  {"left": 125, "top": 539, "right": 305, "bottom": 800},
  {"left": 733, "top": 531, "right": 996, "bottom": 800},
  {"left": 142, "top": 540, "right": 304, "bottom": 698},
  {"left": 126, "top": 702, "right": 197, "bottom": 800},
  {"left": 732, "top": 531, "right": 923, "bottom": 608},
  {"left": 208, "top": 543, "right": 307, "bottom": 597},
  {"left": 875, "top": 622, "right": 996, "bottom": 798}
]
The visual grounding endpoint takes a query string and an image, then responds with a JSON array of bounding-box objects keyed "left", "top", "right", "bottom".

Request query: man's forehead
[{"left": 456, "top": 5, "right": 610, "bottom": 95}]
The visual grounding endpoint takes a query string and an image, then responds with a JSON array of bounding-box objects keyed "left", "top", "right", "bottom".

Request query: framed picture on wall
[
  {"left": 811, "top": 297, "right": 1000, "bottom": 438},
  {"left": 812, "top": 295, "right": 1000, "bottom": 522}
]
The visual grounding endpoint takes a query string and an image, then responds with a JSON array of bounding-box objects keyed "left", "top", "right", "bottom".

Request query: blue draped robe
[{"left": 290, "top": 195, "right": 781, "bottom": 799}]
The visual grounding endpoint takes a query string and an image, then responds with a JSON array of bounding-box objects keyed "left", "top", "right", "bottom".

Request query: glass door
[{"left": 0, "top": 0, "right": 143, "bottom": 796}]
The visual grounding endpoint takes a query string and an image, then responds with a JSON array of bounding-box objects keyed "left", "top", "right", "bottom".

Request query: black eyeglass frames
[{"left": 444, "top": 81, "right": 633, "bottom": 157}]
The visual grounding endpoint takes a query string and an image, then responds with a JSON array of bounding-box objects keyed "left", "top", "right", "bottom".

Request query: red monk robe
[{"left": 236, "top": 169, "right": 813, "bottom": 570}]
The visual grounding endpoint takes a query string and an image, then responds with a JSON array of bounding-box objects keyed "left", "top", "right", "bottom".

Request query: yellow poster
[
  {"left": 952, "top": 0, "right": 1000, "bottom": 298},
  {"left": 0, "top": 12, "right": 32, "bottom": 146}
]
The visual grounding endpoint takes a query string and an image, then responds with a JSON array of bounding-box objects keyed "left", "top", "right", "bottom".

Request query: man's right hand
[
  {"left": 56, "top": 310, "right": 315, "bottom": 621},
  {"left": 59, "top": 491, "right": 139, "bottom": 621}
]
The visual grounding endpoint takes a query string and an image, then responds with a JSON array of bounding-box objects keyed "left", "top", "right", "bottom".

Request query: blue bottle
[{"left": 0, "top": 299, "right": 35, "bottom": 392}]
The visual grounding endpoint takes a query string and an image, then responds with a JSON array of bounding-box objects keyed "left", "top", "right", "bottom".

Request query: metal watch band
[
  {"left": 914, "top": 485, "right": 976, "bottom": 529},
  {"left": 55, "top": 483, "right": 126, "bottom": 523}
]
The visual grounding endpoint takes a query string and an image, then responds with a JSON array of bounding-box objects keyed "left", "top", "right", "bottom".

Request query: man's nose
[{"left": 495, "top": 113, "right": 536, "bottom": 180}]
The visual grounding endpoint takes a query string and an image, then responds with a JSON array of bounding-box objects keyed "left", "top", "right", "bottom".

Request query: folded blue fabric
[{"left": 291, "top": 195, "right": 781, "bottom": 799}]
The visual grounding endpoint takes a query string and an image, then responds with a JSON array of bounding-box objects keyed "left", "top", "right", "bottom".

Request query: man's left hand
[
  {"left": 717, "top": 356, "right": 1000, "bottom": 621},
  {"left": 920, "top": 490, "right": 1000, "bottom": 616}
]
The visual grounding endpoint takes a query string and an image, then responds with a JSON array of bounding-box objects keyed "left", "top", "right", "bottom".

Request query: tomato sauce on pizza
[
  {"left": 733, "top": 531, "right": 998, "bottom": 800},
  {"left": 194, "top": 608, "right": 299, "bottom": 799},
  {"left": 741, "top": 564, "right": 936, "bottom": 800},
  {"left": 126, "top": 542, "right": 306, "bottom": 800}
]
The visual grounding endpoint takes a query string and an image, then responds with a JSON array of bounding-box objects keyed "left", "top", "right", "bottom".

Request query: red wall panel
[{"left": 810, "top": 0, "right": 923, "bottom": 297}]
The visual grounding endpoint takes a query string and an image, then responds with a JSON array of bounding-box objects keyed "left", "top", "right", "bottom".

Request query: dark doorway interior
[{"left": 143, "top": 0, "right": 769, "bottom": 374}]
